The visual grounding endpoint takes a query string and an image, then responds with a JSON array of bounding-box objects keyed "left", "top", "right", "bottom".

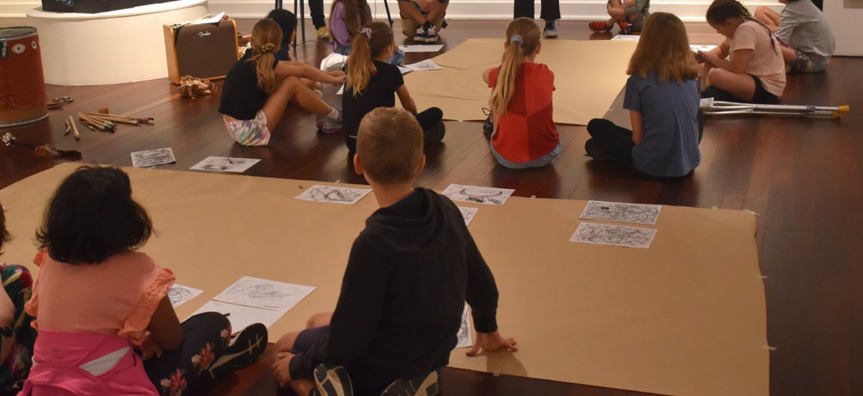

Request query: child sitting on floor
[
  {"left": 698, "top": 0, "right": 786, "bottom": 103},
  {"left": 265, "top": 9, "right": 299, "bottom": 62},
  {"left": 341, "top": 22, "right": 445, "bottom": 158},
  {"left": 589, "top": 0, "right": 650, "bottom": 33},
  {"left": 19, "top": 166, "right": 268, "bottom": 396},
  {"left": 321, "top": 0, "right": 405, "bottom": 71},
  {"left": 220, "top": 19, "right": 346, "bottom": 144},
  {"left": 0, "top": 203, "right": 36, "bottom": 393},
  {"left": 756, "top": 0, "right": 834, "bottom": 73},
  {"left": 482, "top": 17, "right": 559, "bottom": 169},
  {"left": 272, "top": 107, "right": 517, "bottom": 396},
  {"left": 399, "top": 0, "right": 447, "bottom": 43},
  {"left": 586, "top": 12, "right": 703, "bottom": 178}
]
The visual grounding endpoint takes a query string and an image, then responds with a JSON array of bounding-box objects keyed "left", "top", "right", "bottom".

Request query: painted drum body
[{"left": 0, "top": 27, "right": 48, "bottom": 128}]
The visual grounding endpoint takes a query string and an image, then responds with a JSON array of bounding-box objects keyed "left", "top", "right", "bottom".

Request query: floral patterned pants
[
  {"left": 144, "top": 312, "right": 232, "bottom": 396},
  {"left": 0, "top": 264, "right": 36, "bottom": 393}
]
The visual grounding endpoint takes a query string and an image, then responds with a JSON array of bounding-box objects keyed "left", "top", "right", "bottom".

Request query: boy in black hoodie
[{"left": 272, "top": 107, "right": 517, "bottom": 396}]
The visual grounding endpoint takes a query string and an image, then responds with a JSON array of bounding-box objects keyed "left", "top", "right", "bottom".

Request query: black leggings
[
  {"left": 144, "top": 312, "right": 232, "bottom": 396},
  {"left": 514, "top": 0, "right": 560, "bottom": 21},
  {"left": 585, "top": 110, "right": 704, "bottom": 168},
  {"left": 308, "top": 0, "right": 325, "bottom": 30},
  {"left": 346, "top": 107, "right": 445, "bottom": 154}
]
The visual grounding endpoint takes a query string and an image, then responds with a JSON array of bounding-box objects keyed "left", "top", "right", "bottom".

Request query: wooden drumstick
[{"left": 68, "top": 115, "right": 80, "bottom": 141}]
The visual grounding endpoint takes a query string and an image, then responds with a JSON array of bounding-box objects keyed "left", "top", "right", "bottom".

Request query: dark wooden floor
[{"left": 1, "top": 19, "right": 862, "bottom": 396}]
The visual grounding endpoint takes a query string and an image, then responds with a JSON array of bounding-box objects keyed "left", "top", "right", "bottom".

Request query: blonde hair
[
  {"left": 357, "top": 107, "right": 423, "bottom": 185},
  {"left": 346, "top": 22, "right": 394, "bottom": 96},
  {"left": 627, "top": 13, "right": 699, "bottom": 82},
  {"left": 490, "top": 18, "right": 541, "bottom": 115},
  {"left": 328, "top": 0, "right": 372, "bottom": 45},
  {"left": 248, "top": 19, "right": 282, "bottom": 94}
]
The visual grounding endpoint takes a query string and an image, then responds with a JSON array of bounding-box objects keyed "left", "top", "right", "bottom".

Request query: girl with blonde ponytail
[
  {"left": 219, "top": 19, "right": 347, "bottom": 146},
  {"left": 481, "top": 17, "right": 559, "bottom": 169},
  {"left": 341, "top": 22, "right": 445, "bottom": 157}
]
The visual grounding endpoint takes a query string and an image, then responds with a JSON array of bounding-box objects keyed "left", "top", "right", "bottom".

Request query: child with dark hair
[
  {"left": 265, "top": 9, "right": 299, "bottom": 62},
  {"left": 20, "top": 166, "right": 268, "bottom": 395},
  {"left": 698, "top": 0, "right": 786, "bottom": 103},
  {"left": 0, "top": 204, "right": 36, "bottom": 393},
  {"left": 272, "top": 107, "right": 517, "bottom": 396},
  {"left": 755, "top": 0, "right": 834, "bottom": 72},
  {"left": 341, "top": 22, "right": 444, "bottom": 157}
]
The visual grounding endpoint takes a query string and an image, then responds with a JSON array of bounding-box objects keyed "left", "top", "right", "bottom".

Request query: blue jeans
[{"left": 490, "top": 139, "right": 561, "bottom": 169}]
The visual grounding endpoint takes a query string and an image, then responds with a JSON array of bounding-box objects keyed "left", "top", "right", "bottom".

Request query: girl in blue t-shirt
[{"left": 585, "top": 12, "right": 703, "bottom": 178}]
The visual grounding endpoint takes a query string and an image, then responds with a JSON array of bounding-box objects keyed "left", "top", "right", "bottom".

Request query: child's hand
[
  {"left": 330, "top": 74, "right": 346, "bottom": 87},
  {"left": 694, "top": 51, "right": 705, "bottom": 63},
  {"left": 702, "top": 51, "right": 720, "bottom": 66},
  {"left": 140, "top": 333, "right": 164, "bottom": 360},
  {"left": 466, "top": 331, "right": 518, "bottom": 357},
  {"left": 327, "top": 70, "right": 345, "bottom": 78},
  {"left": 272, "top": 352, "right": 294, "bottom": 387}
]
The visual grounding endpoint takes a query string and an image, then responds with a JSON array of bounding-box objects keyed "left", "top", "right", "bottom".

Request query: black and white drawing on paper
[
  {"left": 169, "top": 283, "right": 204, "bottom": 308},
  {"left": 579, "top": 201, "right": 662, "bottom": 225},
  {"left": 213, "top": 276, "right": 316, "bottom": 311},
  {"left": 569, "top": 222, "right": 658, "bottom": 249},
  {"left": 131, "top": 148, "right": 176, "bottom": 168},
  {"left": 442, "top": 184, "right": 515, "bottom": 206},
  {"left": 404, "top": 59, "right": 442, "bottom": 71},
  {"left": 456, "top": 304, "right": 473, "bottom": 348},
  {"left": 190, "top": 156, "right": 261, "bottom": 173},
  {"left": 458, "top": 207, "right": 478, "bottom": 226},
  {"left": 295, "top": 185, "right": 372, "bottom": 205}
]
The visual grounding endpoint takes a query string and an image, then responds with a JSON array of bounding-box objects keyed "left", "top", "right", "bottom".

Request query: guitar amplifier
[{"left": 163, "top": 18, "right": 240, "bottom": 85}]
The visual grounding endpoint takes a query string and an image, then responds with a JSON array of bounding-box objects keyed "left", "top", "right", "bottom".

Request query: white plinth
[{"left": 26, "top": 0, "right": 209, "bottom": 85}]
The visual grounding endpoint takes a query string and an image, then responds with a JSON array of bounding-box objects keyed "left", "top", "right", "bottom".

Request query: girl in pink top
[{"left": 20, "top": 166, "right": 268, "bottom": 396}]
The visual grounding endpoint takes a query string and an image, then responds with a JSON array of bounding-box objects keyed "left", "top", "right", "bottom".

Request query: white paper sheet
[
  {"left": 579, "top": 201, "right": 662, "bottom": 225},
  {"left": 569, "top": 222, "right": 658, "bottom": 249},
  {"left": 131, "top": 148, "right": 175, "bottom": 168},
  {"left": 397, "top": 65, "right": 412, "bottom": 75},
  {"left": 690, "top": 44, "right": 718, "bottom": 52},
  {"left": 191, "top": 300, "right": 286, "bottom": 330},
  {"left": 295, "top": 185, "right": 372, "bottom": 205},
  {"left": 610, "top": 35, "right": 641, "bottom": 42},
  {"left": 442, "top": 184, "right": 515, "bottom": 206},
  {"left": 458, "top": 207, "right": 478, "bottom": 226},
  {"left": 400, "top": 44, "right": 444, "bottom": 53},
  {"left": 169, "top": 283, "right": 204, "bottom": 307},
  {"left": 190, "top": 156, "right": 260, "bottom": 173},
  {"left": 191, "top": 12, "right": 225, "bottom": 25},
  {"left": 404, "top": 59, "right": 442, "bottom": 71},
  {"left": 213, "top": 276, "right": 316, "bottom": 311},
  {"left": 456, "top": 304, "right": 473, "bottom": 348}
]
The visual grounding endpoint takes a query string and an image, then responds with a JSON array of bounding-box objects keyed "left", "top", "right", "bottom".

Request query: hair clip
[
  {"left": 361, "top": 27, "right": 373, "bottom": 40},
  {"left": 510, "top": 34, "right": 523, "bottom": 46},
  {"left": 260, "top": 43, "right": 276, "bottom": 53}
]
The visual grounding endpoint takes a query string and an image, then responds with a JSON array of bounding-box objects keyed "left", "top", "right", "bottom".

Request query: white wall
[
  {"left": 823, "top": 0, "right": 863, "bottom": 55},
  {"left": 2, "top": 0, "right": 781, "bottom": 21}
]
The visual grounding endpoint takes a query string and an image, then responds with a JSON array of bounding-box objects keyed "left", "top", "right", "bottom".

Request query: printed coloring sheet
[
  {"left": 131, "top": 148, "right": 176, "bottom": 168},
  {"left": 190, "top": 156, "right": 260, "bottom": 173},
  {"left": 569, "top": 222, "right": 658, "bottom": 249},
  {"left": 442, "top": 184, "right": 515, "bottom": 206},
  {"left": 456, "top": 304, "right": 473, "bottom": 348},
  {"left": 169, "top": 283, "right": 204, "bottom": 308},
  {"left": 295, "top": 185, "right": 372, "bottom": 205},
  {"left": 400, "top": 44, "right": 444, "bottom": 53},
  {"left": 213, "top": 276, "right": 316, "bottom": 311},
  {"left": 404, "top": 59, "right": 442, "bottom": 72},
  {"left": 579, "top": 201, "right": 662, "bottom": 225},
  {"left": 458, "top": 207, "right": 478, "bottom": 226}
]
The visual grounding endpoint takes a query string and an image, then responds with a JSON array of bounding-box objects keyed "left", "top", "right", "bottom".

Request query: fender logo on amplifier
[{"left": 198, "top": 31, "right": 211, "bottom": 37}]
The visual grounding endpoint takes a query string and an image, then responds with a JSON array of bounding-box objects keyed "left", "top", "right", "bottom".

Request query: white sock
[{"left": 327, "top": 108, "right": 340, "bottom": 120}]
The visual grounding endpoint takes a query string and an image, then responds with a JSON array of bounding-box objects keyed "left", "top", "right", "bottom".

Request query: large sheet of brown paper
[
  {"left": 402, "top": 39, "right": 638, "bottom": 125},
  {"left": 0, "top": 164, "right": 768, "bottom": 396}
]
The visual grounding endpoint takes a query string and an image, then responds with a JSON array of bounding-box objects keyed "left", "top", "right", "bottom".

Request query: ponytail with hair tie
[
  {"left": 260, "top": 43, "right": 277, "bottom": 53},
  {"left": 491, "top": 18, "right": 540, "bottom": 115},
  {"left": 361, "top": 27, "right": 373, "bottom": 40},
  {"left": 510, "top": 35, "right": 523, "bottom": 46}
]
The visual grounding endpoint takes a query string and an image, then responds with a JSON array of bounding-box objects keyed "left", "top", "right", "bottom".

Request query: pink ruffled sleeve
[
  {"left": 118, "top": 266, "right": 176, "bottom": 345},
  {"left": 23, "top": 249, "right": 48, "bottom": 326}
]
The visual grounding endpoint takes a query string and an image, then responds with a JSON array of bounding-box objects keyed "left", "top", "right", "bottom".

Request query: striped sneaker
[{"left": 313, "top": 364, "right": 354, "bottom": 396}]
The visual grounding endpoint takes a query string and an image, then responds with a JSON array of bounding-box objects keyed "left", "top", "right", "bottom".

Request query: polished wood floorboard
[{"left": 1, "top": 19, "right": 861, "bottom": 396}]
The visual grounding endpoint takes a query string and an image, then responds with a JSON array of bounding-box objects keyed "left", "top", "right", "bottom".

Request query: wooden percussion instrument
[{"left": 1, "top": 27, "right": 48, "bottom": 128}]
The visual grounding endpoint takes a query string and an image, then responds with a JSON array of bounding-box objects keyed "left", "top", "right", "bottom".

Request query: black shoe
[
  {"left": 314, "top": 364, "right": 354, "bottom": 396},
  {"left": 207, "top": 323, "right": 268, "bottom": 378},
  {"left": 414, "top": 26, "right": 429, "bottom": 43},
  {"left": 482, "top": 108, "right": 494, "bottom": 137},
  {"left": 380, "top": 369, "right": 441, "bottom": 396}
]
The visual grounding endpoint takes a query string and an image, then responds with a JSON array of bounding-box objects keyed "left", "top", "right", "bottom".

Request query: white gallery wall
[{"left": 2, "top": 0, "right": 782, "bottom": 21}]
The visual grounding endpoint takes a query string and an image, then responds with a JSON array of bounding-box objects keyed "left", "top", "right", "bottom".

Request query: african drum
[{"left": 0, "top": 27, "right": 48, "bottom": 128}]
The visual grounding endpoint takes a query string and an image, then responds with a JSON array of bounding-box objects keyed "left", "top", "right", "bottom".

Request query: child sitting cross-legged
[{"left": 272, "top": 107, "right": 518, "bottom": 396}]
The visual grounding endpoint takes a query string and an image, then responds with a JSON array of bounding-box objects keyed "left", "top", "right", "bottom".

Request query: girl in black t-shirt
[
  {"left": 219, "top": 19, "right": 346, "bottom": 146},
  {"left": 341, "top": 22, "right": 445, "bottom": 155}
]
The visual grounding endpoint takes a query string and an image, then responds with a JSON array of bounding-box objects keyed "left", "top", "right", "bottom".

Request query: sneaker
[
  {"left": 415, "top": 26, "right": 429, "bottom": 43},
  {"left": 314, "top": 364, "right": 354, "bottom": 396},
  {"left": 206, "top": 323, "right": 268, "bottom": 379},
  {"left": 482, "top": 108, "right": 494, "bottom": 137},
  {"left": 425, "top": 29, "right": 438, "bottom": 43},
  {"left": 317, "top": 27, "right": 329, "bottom": 40},
  {"left": 322, "top": 109, "right": 342, "bottom": 134},
  {"left": 544, "top": 20, "right": 558, "bottom": 38},
  {"left": 588, "top": 21, "right": 612, "bottom": 32},
  {"left": 380, "top": 369, "right": 441, "bottom": 396},
  {"left": 617, "top": 21, "right": 632, "bottom": 34}
]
